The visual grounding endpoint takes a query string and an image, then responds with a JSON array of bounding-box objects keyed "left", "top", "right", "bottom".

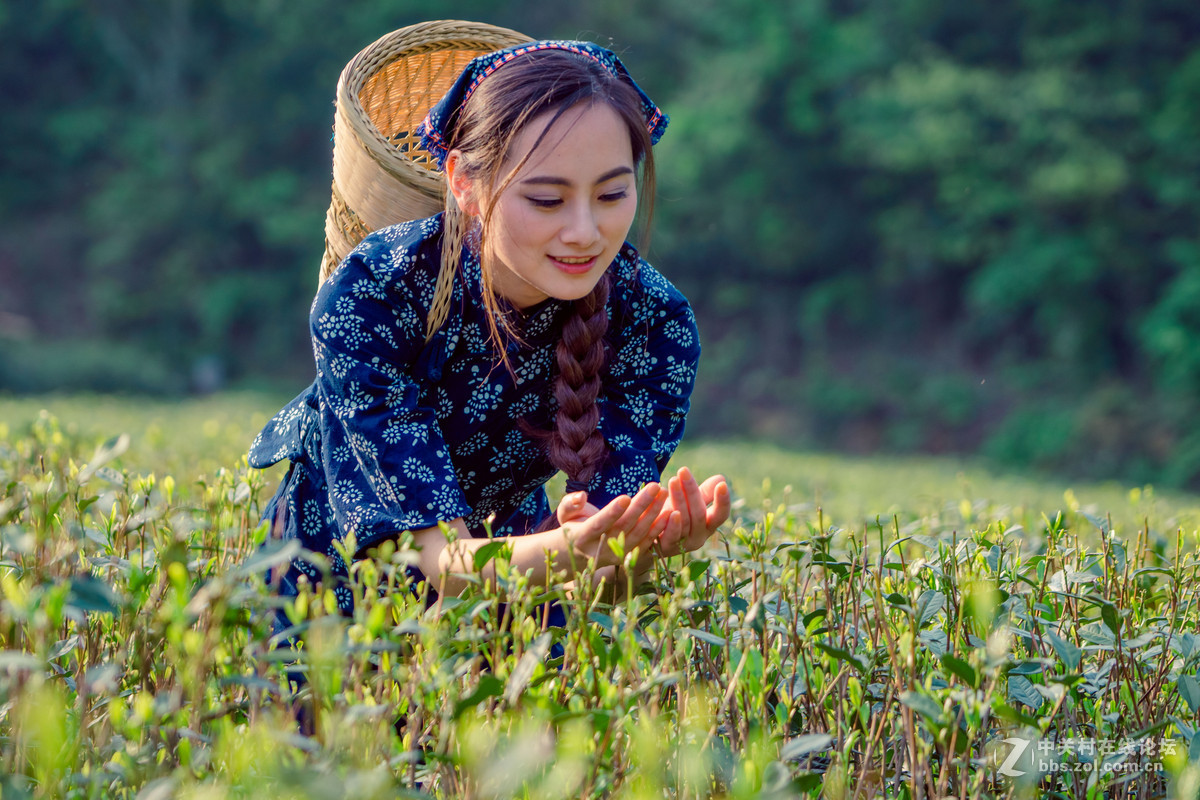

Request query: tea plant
[{"left": 2, "top": 408, "right": 1200, "bottom": 799}]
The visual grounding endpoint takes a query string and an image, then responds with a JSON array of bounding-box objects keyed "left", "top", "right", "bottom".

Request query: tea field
[{"left": 3, "top": 393, "right": 1200, "bottom": 799}]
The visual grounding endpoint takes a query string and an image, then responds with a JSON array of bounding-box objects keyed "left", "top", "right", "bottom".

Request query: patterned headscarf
[{"left": 416, "top": 40, "right": 669, "bottom": 171}]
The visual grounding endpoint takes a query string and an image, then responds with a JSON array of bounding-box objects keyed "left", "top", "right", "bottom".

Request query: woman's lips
[{"left": 550, "top": 255, "right": 598, "bottom": 274}]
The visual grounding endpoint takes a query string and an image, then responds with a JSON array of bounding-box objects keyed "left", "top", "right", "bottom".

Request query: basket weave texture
[{"left": 320, "top": 20, "right": 531, "bottom": 283}]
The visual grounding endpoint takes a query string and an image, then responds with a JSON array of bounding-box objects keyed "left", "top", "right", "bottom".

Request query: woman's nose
[{"left": 560, "top": 201, "right": 600, "bottom": 246}]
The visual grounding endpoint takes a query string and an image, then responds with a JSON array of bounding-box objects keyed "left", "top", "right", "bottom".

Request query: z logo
[{"left": 998, "top": 737, "right": 1030, "bottom": 777}]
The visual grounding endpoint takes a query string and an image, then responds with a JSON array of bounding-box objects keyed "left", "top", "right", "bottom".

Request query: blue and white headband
[{"left": 416, "top": 40, "right": 669, "bottom": 171}]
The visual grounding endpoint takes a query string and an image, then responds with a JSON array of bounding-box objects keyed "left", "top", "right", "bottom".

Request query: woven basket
[{"left": 320, "top": 20, "right": 531, "bottom": 283}]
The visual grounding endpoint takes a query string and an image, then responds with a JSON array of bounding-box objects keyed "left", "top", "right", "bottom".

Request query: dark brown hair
[{"left": 444, "top": 48, "right": 657, "bottom": 493}]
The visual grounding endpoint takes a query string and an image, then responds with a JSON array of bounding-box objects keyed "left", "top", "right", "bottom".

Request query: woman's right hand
[{"left": 555, "top": 483, "right": 667, "bottom": 570}]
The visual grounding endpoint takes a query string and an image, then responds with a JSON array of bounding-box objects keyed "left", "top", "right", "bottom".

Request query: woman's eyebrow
[{"left": 520, "top": 166, "right": 635, "bottom": 187}]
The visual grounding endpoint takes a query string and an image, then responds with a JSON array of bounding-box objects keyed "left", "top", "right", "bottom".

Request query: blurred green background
[{"left": 3, "top": 0, "right": 1200, "bottom": 488}]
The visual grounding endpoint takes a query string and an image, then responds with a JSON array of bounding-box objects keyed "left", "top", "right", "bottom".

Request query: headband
[{"left": 416, "top": 40, "right": 669, "bottom": 171}]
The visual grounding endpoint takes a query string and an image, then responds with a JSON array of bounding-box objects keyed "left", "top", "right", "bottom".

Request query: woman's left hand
[{"left": 653, "top": 467, "right": 731, "bottom": 557}]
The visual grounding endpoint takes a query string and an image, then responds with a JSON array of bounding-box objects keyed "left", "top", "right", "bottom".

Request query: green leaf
[
  {"left": 472, "top": 541, "right": 507, "bottom": 572},
  {"left": 1007, "top": 675, "right": 1044, "bottom": 710},
  {"left": 587, "top": 612, "right": 614, "bottom": 634},
  {"left": 235, "top": 538, "right": 302, "bottom": 578},
  {"left": 505, "top": 632, "right": 552, "bottom": 704},
  {"left": 794, "top": 773, "right": 824, "bottom": 792},
  {"left": 940, "top": 653, "right": 979, "bottom": 688},
  {"left": 1101, "top": 602, "right": 1121, "bottom": 636},
  {"left": 687, "top": 559, "right": 710, "bottom": 582},
  {"left": 803, "top": 609, "right": 827, "bottom": 632},
  {"left": 66, "top": 574, "right": 120, "bottom": 615},
  {"left": 991, "top": 698, "right": 1039, "bottom": 728},
  {"left": 680, "top": 627, "right": 726, "bottom": 647},
  {"left": 1045, "top": 631, "right": 1082, "bottom": 671},
  {"left": 811, "top": 552, "right": 849, "bottom": 577},
  {"left": 899, "top": 690, "right": 944, "bottom": 723},
  {"left": 814, "top": 642, "right": 866, "bottom": 674},
  {"left": 919, "top": 630, "right": 948, "bottom": 657},
  {"left": 1178, "top": 675, "right": 1200, "bottom": 714},
  {"left": 453, "top": 675, "right": 504, "bottom": 719},
  {"left": 915, "top": 589, "right": 945, "bottom": 628},
  {"left": 77, "top": 433, "right": 130, "bottom": 484},
  {"left": 985, "top": 545, "right": 1003, "bottom": 573},
  {"left": 1079, "top": 622, "right": 1116, "bottom": 648},
  {"left": 1008, "top": 660, "right": 1049, "bottom": 675},
  {"left": 780, "top": 733, "right": 834, "bottom": 761},
  {"left": 0, "top": 651, "right": 43, "bottom": 672}
]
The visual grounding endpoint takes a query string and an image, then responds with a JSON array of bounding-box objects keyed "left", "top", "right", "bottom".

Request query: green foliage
[
  {"left": 3, "top": 403, "right": 1200, "bottom": 797},
  {"left": 6, "top": 0, "right": 1200, "bottom": 487}
]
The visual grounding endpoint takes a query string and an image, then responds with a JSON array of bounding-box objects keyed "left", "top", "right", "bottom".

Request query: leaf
[
  {"left": 985, "top": 545, "right": 1003, "bottom": 573},
  {"left": 780, "top": 733, "right": 834, "bottom": 761},
  {"left": 811, "top": 552, "right": 850, "bottom": 577},
  {"left": 1045, "top": 630, "right": 1082, "bottom": 671},
  {"left": 505, "top": 632, "right": 552, "bottom": 705},
  {"left": 78, "top": 434, "right": 130, "bottom": 484},
  {"left": 940, "top": 653, "right": 979, "bottom": 688},
  {"left": 679, "top": 627, "right": 726, "bottom": 647},
  {"left": 687, "top": 559, "right": 710, "bottom": 582},
  {"left": 1172, "top": 632, "right": 1198, "bottom": 661},
  {"left": 814, "top": 642, "right": 866, "bottom": 674},
  {"left": 744, "top": 599, "right": 766, "bottom": 634},
  {"left": 67, "top": 574, "right": 120, "bottom": 614},
  {"left": 915, "top": 589, "right": 945, "bottom": 628},
  {"left": 919, "top": 630, "right": 948, "bottom": 657},
  {"left": 802, "top": 609, "right": 827, "bottom": 631},
  {"left": 1007, "top": 675, "right": 1044, "bottom": 710},
  {"left": 0, "top": 651, "right": 43, "bottom": 673},
  {"left": 1100, "top": 602, "right": 1122, "bottom": 636},
  {"left": 1078, "top": 622, "right": 1116, "bottom": 648},
  {"left": 1178, "top": 675, "right": 1200, "bottom": 714},
  {"left": 48, "top": 635, "right": 82, "bottom": 660},
  {"left": 453, "top": 675, "right": 504, "bottom": 719},
  {"left": 472, "top": 541, "right": 507, "bottom": 572},
  {"left": 1124, "top": 631, "right": 1160, "bottom": 650},
  {"left": 899, "top": 690, "right": 944, "bottom": 723},
  {"left": 794, "top": 773, "right": 824, "bottom": 792},
  {"left": 235, "top": 538, "right": 302, "bottom": 578},
  {"left": 991, "top": 698, "right": 1039, "bottom": 728}
]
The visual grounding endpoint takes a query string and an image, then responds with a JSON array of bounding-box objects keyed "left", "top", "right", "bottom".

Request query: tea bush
[{"left": 3, "top": 401, "right": 1200, "bottom": 798}]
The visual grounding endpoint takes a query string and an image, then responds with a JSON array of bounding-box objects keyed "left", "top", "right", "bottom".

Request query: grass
[{"left": 3, "top": 393, "right": 1200, "bottom": 799}]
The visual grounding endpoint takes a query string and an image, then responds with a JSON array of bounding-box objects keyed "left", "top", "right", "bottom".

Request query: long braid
[{"left": 548, "top": 272, "right": 612, "bottom": 488}]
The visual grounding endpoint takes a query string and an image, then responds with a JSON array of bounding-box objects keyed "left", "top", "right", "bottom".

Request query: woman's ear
[{"left": 445, "top": 150, "right": 480, "bottom": 217}]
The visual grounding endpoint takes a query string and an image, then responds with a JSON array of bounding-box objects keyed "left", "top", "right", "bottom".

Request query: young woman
[{"left": 249, "top": 40, "right": 730, "bottom": 615}]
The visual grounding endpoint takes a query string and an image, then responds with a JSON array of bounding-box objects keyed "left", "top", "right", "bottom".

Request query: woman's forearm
[{"left": 411, "top": 520, "right": 579, "bottom": 597}]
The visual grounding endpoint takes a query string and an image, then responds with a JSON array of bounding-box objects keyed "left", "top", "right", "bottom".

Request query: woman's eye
[
  {"left": 599, "top": 190, "right": 628, "bottom": 203},
  {"left": 526, "top": 197, "right": 562, "bottom": 208}
]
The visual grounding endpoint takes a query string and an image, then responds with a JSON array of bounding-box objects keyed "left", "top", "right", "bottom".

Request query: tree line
[{"left": 3, "top": 0, "right": 1200, "bottom": 487}]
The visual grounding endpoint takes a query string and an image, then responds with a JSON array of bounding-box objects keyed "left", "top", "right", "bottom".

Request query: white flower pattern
[{"left": 247, "top": 219, "right": 699, "bottom": 614}]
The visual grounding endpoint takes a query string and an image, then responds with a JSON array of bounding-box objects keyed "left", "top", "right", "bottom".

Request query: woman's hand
[
  {"left": 653, "top": 467, "right": 731, "bottom": 557},
  {"left": 555, "top": 482, "right": 668, "bottom": 570}
]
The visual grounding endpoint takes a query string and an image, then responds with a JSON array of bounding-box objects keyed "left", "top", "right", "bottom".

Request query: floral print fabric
[{"left": 249, "top": 213, "right": 699, "bottom": 612}]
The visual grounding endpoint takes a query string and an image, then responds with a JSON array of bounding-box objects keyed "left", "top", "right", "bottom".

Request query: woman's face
[{"left": 478, "top": 103, "right": 638, "bottom": 310}]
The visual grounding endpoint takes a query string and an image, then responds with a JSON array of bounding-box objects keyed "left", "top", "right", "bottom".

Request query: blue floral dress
[{"left": 249, "top": 213, "right": 700, "bottom": 613}]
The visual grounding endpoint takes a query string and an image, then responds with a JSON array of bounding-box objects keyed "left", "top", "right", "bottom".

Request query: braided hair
[{"left": 439, "top": 49, "right": 656, "bottom": 491}]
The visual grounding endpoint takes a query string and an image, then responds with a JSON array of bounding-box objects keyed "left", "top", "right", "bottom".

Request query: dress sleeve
[
  {"left": 310, "top": 227, "right": 471, "bottom": 551},
  {"left": 588, "top": 262, "right": 701, "bottom": 506}
]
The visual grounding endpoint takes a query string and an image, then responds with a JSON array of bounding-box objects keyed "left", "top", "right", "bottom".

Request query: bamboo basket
[{"left": 320, "top": 20, "right": 531, "bottom": 283}]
